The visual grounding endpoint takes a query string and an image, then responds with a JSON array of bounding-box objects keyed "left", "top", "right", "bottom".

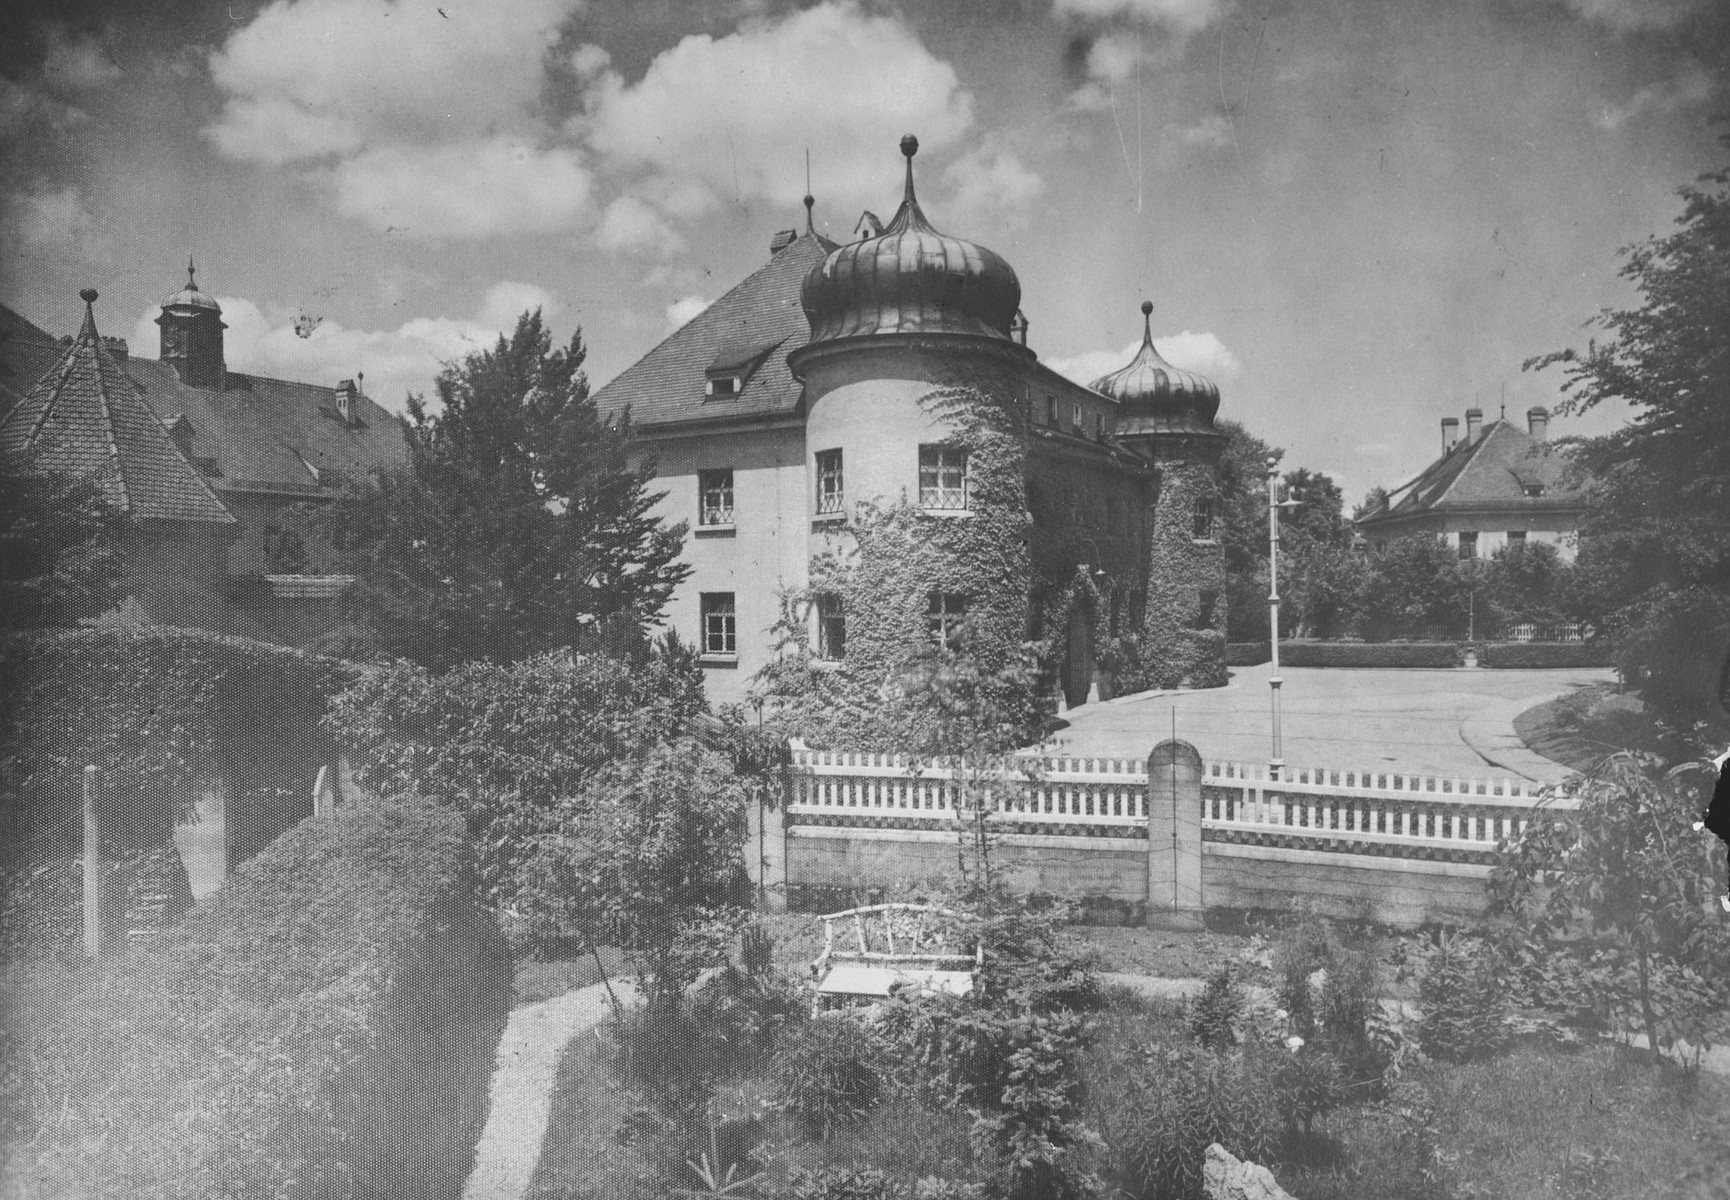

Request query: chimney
[
  {"left": 1441, "top": 417, "right": 1459, "bottom": 455},
  {"left": 769, "top": 229, "right": 796, "bottom": 256},
  {"left": 101, "top": 336, "right": 128, "bottom": 361},
  {"left": 1527, "top": 406, "right": 1549, "bottom": 442},
  {"left": 1464, "top": 407, "right": 1483, "bottom": 445},
  {"left": 334, "top": 379, "right": 358, "bottom": 426}
]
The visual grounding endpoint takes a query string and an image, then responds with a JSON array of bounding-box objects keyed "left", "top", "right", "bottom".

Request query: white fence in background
[{"left": 785, "top": 742, "right": 1577, "bottom": 859}]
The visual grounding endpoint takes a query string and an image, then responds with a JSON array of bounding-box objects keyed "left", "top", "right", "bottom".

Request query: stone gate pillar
[{"left": 1147, "top": 739, "right": 1204, "bottom": 930}]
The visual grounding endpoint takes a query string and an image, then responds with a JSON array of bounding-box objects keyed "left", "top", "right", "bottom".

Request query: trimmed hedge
[
  {"left": 0, "top": 626, "right": 353, "bottom": 865},
  {"left": 1227, "top": 641, "right": 1271, "bottom": 666},
  {"left": 1482, "top": 641, "right": 1614, "bottom": 669},
  {"left": 1, "top": 800, "right": 511, "bottom": 1200},
  {"left": 1277, "top": 640, "right": 1459, "bottom": 668}
]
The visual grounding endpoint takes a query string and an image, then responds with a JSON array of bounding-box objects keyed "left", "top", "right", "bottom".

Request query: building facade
[
  {"left": 595, "top": 136, "right": 1229, "bottom": 709},
  {"left": 0, "top": 270, "right": 408, "bottom": 643},
  {"left": 1357, "top": 406, "right": 1587, "bottom": 562}
]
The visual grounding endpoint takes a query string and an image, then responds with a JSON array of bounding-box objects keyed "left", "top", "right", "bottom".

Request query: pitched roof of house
[
  {"left": 0, "top": 299, "right": 409, "bottom": 501},
  {"left": 593, "top": 229, "right": 838, "bottom": 429},
  {"left": 1361, "top": 419, "right": 1586, "bottom": 527},
  {"left": 0, "top": 294, "right": 235, "bottom": 524}
]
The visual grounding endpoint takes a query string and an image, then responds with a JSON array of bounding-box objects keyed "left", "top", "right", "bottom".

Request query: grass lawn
[{"left": 1514, "top": 681, "right": 1682, "bottom": 774}]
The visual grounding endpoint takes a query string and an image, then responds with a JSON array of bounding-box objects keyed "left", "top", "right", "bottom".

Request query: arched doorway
[{"left": 1063, "top": 601, "right": 1094, "bottom": 710}]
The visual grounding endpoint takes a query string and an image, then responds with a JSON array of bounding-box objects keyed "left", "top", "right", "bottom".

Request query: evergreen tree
[
  {"left": 1526, "top": 157, "right": 1730, "bottom": 737},
  {"left": 319, "top": 310, "right": 688, "bottom": 669}
]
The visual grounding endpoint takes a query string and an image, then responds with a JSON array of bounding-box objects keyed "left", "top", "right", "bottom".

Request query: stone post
[{"left": 1147, "top": 739, "right": 1204, "bottom": 931}]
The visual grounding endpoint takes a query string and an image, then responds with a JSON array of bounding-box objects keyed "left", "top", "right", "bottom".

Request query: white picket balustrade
[{"left": 785, "top": 741, "right": 1576, "bottom": 856}]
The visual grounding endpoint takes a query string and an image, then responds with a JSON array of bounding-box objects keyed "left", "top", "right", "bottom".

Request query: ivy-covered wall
[{"left": 1130, "top": 445, "right": 1229, "bottom": 689}]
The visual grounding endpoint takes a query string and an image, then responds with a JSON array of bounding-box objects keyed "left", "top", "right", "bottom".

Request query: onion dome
[
  {"left": 163, "top": 259, "right": 220, "bottom": 312},
  {"left": 1089, "top": 301, "right": 1221, "bottom": 434},
  {"left": 801, "top": 134, "right": 1021, "bottom": 344}
]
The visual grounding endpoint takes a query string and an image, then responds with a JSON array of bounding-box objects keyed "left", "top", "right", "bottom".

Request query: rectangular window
[
  {"left": 701, "top": 592, "right": 736, "bottom": 656},
  {"left": 1042, "top": 394, "right": 1056, "bottom": 426},
  {"left": 706, "top": 376, "right": 740, "bottom": 397},
  {"left": 918, "top": 444, "right": 969, "bottom": 510},
  {"left": 1507, "top": 530, "right": 1527, "bottom": 546},
  {"left": 927, "top": 592, "right": 968, "bottom": 650},
  {"left": 1093, "top": 412, "right": 1106, "bottom": 441},
  {"left": 1195, "top": 588, "right": 1219, "bottom": 630},
  {"left": 816, "top": 593, "right": 845, "bottom": 660},
  {"left": 1192, "top": 497, "right": 1217, "bottom": 540},
  {"left": 1071, "top": 402, "right": 1083, "bottom": 432},
  {"left": 816, "top": 449, "right": 844, "bottom": 515},
  {"left": 1458, "top": 531, "right": 1479, "bottom": 559},
  {"left": 698, "top": 468, "right": 734, "bottom": 526}
]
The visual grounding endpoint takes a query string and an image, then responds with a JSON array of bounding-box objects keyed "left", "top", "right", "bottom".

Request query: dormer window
[
  {"left": 1523, "top": 483, "right": 1545, "bottom": 497},
  {"left": 705, "top": 334, "right": 781, "bottom": 401}
]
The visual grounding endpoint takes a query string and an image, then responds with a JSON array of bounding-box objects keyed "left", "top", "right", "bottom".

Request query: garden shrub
[
  {"left": 1226, "top": 641, "right": 1271, "bottom": 666},
  {"left": 1482, "top": 641, "right": 1614, "bottom": 668},
  {"left": 0, "top": 799, "right": 512, "bottom": 1200},
  {"left": 1278, "top": 640, "right": 1458, "bottom": 668},
  {"left": 1416, "top": 933, "right": 1509, "bottom": 1063},
  {"left": 775, "top": 1014, "right": 889, "bottom": 1140},
  {"left": 785, "top": 1166, "right": 900, "bottom": 1200},
  {"left": 966, "top": 1009, "right": 1103, "bottom": 1200},
  {"left": 1187, "top": 964, "right": 1247, "bottom": 1049},
  {"left": 1115, "top": 1044, "right": 1282, "bottom": 1200}
]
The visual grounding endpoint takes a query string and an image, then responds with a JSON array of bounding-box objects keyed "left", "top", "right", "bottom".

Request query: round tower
[
  {"left": 156, "top": 259, "right": 227, "bottom": 390},
  {"left": 1090, "top": 302, "right": 1228, "bottom": 689}
]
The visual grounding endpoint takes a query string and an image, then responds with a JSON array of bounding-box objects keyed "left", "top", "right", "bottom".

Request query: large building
[
  {"left": 1357, "top": 406, "right": 1587, "bottom": 561},
  {"left": 0, "top": 270, "right": 408, "bottom": 643},
  {"left": 594, "top": 135, "right": 1230, "bottom": 709}
]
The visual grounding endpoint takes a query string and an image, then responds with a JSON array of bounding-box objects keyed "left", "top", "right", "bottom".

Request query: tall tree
[
  {"left": 1526, "top": 157, "right": 1730, "bottom": 736},
  {"left": 1215, "top": 419, "right": 1282, "bottom": 640},
  {"left": 0, "top": 460, "right": 128, "bottom": 630},
  {"left": 319, "top": 310, "right": 689, "bottom": 669},
  {"left": 1280, "top": 467, "right": 1347, "bottom": 545}
]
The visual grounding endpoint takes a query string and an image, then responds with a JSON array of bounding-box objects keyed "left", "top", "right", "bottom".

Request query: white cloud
[
  {"left": 1045, "top": 329, "right": 1241, "bottom": 389},
  {"left": 1595, "top": 64, "right": 1714, "bottom": 130},
  {"left": 3, "top": 186, "right": 109, "bottom": 261},
  {"left": 941, "top": 143, "right": 1045, "bottom": 228},
  {"left": 205, "top": 0, "right": 596, "bottom": 239},
  {"left": 332, "top": 138, "right": 594, "bottom": 237},
  {"left": 39, "top": 25, "right": 121, "bottom": 91},
  {"left": 581, "top": 2, "right": 974, "bottom": 213},
  {"left": 1555, "top": 0, "right": 1706, "bottom": 31},
  {"left": 665, "top": 295, "right": 709, "bottom": 331},
  {"left": 1054, "top": 0, "right": 1227, "bottom": 33},
  {"left": 1170, "top": 112, "right": 1233, "bottom": 146},
  {"left": 129, "top": 281, "right": 558, "bottom": 413},
  {"left": 595, "top": 195, "right": 685, "bottom": 256}
]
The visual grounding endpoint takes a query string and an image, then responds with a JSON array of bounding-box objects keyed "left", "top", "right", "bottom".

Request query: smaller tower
[{"left": 156, "top": 259, "right": 227, "bottom": 390}]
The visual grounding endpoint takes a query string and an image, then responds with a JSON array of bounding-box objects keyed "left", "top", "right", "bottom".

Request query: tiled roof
[
  {"left": 0, "top": 297, "right": 234, "bottom": 525},
  {"left": 1362, "top": 420, "right": 1586, "bottom": 527},
  {"left": 593, "top": 230, "right": 837, "bottom": 429},
  {"left": 0, "top": 303, "right": 409, "bottom": 498}
]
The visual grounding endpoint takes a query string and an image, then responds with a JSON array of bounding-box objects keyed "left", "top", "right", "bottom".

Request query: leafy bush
[
  {"left": 1483, "top": 641, "right": 1614, "bottom": 668},
  {"left": 1, "top": 799, "right": 511, "bottom": 1200},
  {"left": 1226, "top": 641, "right": 1271, "bottom": 666},
  {"left": 1187, "top": 964, "right": 1247, "bottom": 1049},
  {"left": 1416, "top": 932, "right": 1509, "bottom": 1063},
  {"left": 327, "top": 641, "right": 706, "bottom": 944},
  {"left": 774, "top": 1014, "right": 889, "bottom": 1140},
  {"left": 966, "top": 1010, "right": 1103, "bottom": 1200},
  {"left": 784, "top": 1166, "right": 900, "bottom": 1200},
  {"left": 1115, "top": 1044, "right": 1282, "bottom": 1200},
  {"left": 1278, "top": 640, "right": 1458, "bottom": 668},
  {"left": 1268, "top": 1045, "right": 1349, "bottom": 1141}
]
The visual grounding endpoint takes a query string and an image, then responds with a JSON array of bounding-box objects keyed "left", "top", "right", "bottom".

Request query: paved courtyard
[{"left": 1049, "top": 663, "right": 1615, "bottom": 783}]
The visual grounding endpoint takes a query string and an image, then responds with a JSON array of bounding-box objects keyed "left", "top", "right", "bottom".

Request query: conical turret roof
[
  {"left": 1089, "top": 302, "right": 1221, "bottom": 436},
  {"left": 0, "top": 289, "right": 234, "bottom": 524}
]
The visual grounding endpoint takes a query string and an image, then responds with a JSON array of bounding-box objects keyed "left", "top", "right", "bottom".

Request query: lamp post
[{"left": 1267, "top": 457, "right": 1301, "bottom": 775}]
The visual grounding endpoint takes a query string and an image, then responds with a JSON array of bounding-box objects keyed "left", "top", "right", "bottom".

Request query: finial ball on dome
[
  {"left": 1141, "top": 300, "right": 1153, "bottom": 316},
  {"left": 900, "top": 133, "right": 918, "bottom": 158},
  {"left": 80, "top": 288, "right": 98, "bottom": 304}
]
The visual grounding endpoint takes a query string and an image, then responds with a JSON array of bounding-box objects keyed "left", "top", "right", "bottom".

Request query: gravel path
[{"left": 460, "top": 977, "right": 637, "bottom": 1200}]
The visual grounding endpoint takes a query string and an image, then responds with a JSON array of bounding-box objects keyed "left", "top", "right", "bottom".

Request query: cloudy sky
[{"left": 3, "top": 0, "right": 1724, "bottom": 503}]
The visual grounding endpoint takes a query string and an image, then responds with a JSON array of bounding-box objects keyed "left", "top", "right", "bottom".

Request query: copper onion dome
[
  {"left": 800, "top": 135, "right": 1022, "bottom": 344},
  {"left": 163, "top": 259, "right": 221, "bottom": 312},
  {"left": 1089, "top": 301, "right": 1220, "bottom": 433}
]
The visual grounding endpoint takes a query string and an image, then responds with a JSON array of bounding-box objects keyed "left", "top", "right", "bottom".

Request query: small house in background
[
  {"left": 1356, "top": 405, "right": 1589, "bottom": 562},
  {"left": 0, "top": 268, "right": 409, "bottom": 646}
]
